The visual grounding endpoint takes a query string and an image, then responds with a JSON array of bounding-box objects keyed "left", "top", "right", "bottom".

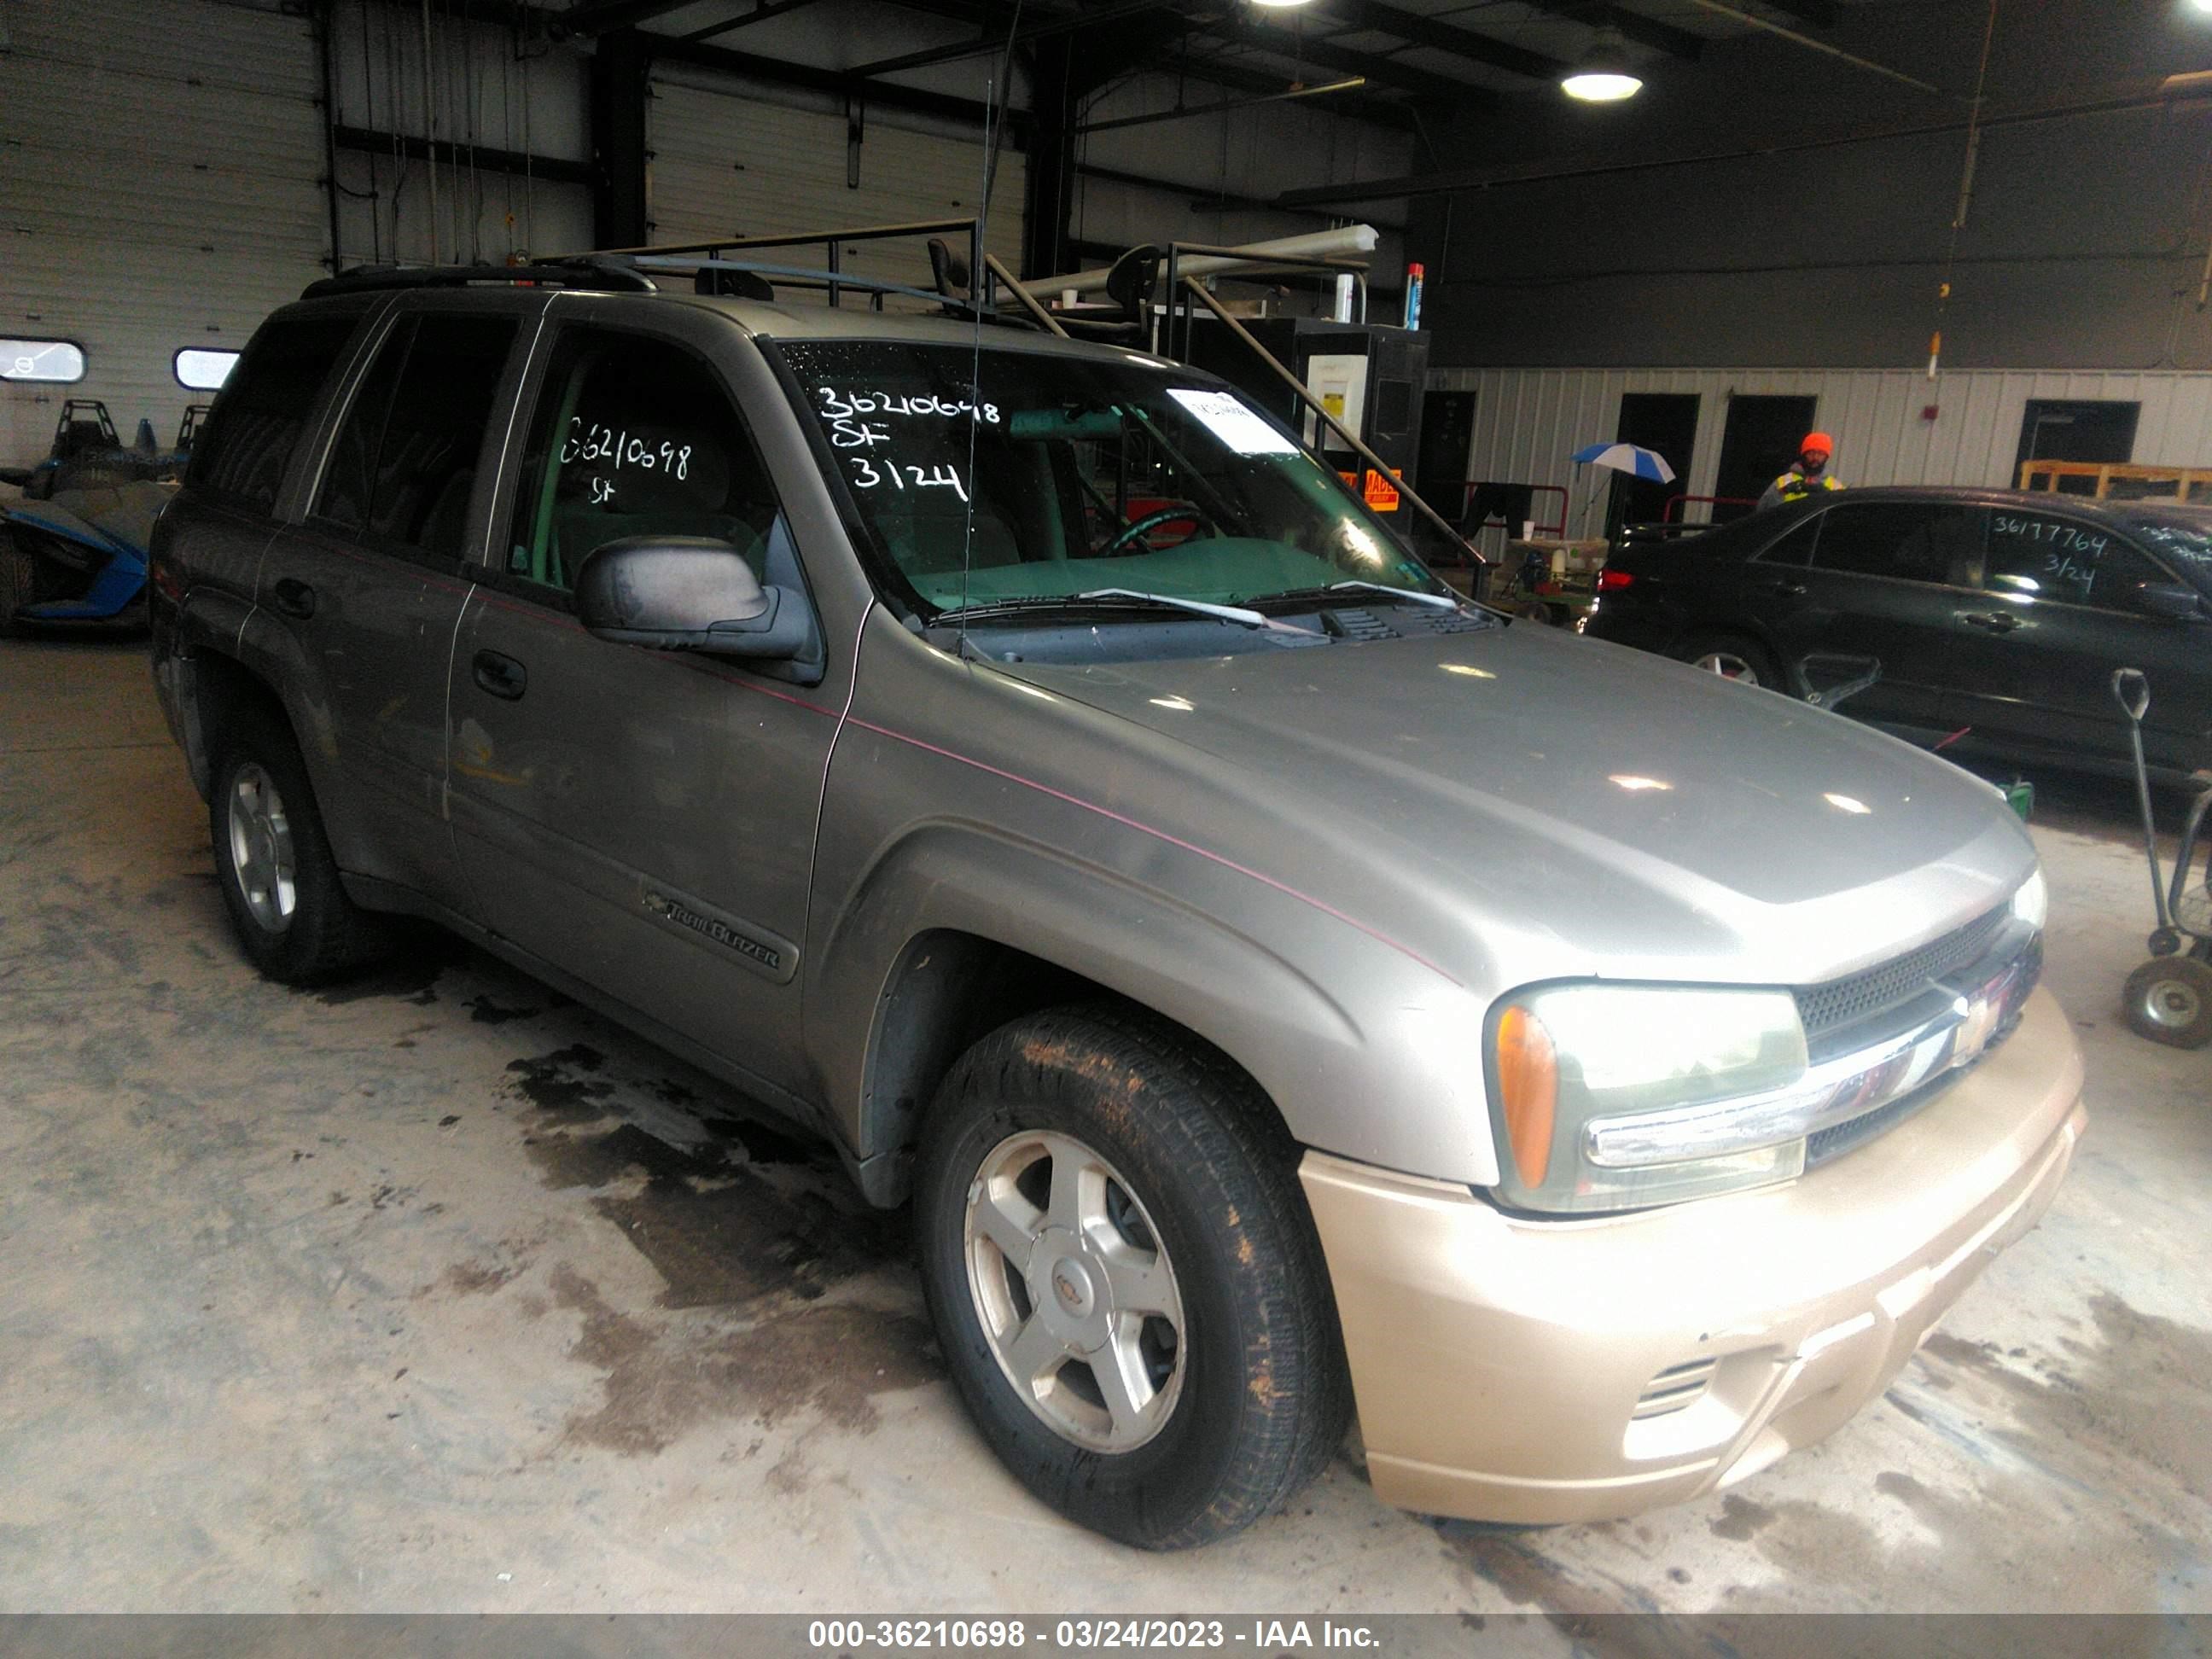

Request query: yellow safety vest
[{"left": 1773, "top": 471, "right": 1844, "bottom": 504}]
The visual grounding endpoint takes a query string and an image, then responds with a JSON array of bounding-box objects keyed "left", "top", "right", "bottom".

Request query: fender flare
[{"left": 806, "top": 818, "right": 1377, "bottom": 1198}]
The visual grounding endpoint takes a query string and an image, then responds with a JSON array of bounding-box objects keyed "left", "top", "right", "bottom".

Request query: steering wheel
[{"left": 1103, "top": 504, "right": 1210, "bottom": 556}]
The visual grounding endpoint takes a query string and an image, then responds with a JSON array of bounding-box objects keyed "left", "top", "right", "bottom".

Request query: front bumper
[{"left": 1301, "top": 985, "right": 2084, "bottom": 1526}]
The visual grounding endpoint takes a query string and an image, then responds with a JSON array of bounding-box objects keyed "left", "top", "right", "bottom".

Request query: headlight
[
  {"left": 2011, "top": 868, "right": 2047, "bottom": 933},
  {"left": 1487, "top": 983, "right": 1811, "bottom": 1214}
]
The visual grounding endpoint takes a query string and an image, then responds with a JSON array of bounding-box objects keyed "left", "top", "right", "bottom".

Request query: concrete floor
[{"left": 1, "top": 636, "right": 2207, "bottom": 1616}]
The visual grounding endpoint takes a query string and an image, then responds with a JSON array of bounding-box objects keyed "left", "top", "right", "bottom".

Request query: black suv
[{"left": 1586, "top": 486, "right": 2212, "bottom": 780}]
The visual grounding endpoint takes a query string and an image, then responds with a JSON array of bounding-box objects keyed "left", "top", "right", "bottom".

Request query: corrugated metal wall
[
  {"left": 1431, "top": 364, "right": 2212, "bottom": 537},
  {"left": 0, "top": 0, "right": 326, "bottom": 467},
  {"left": 648, "top": 70, "right": 1025, "bottom": 305},
  {"left": 326, "top": 1, "right": 593, "bottom": 269}
]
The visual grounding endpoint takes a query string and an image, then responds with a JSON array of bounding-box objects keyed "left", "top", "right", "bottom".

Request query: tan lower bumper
[{"left": 1301, "top": 985, "right": 2086, "bottom": 1526}]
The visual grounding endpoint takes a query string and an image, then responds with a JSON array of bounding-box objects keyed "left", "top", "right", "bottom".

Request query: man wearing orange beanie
[{"left": 1759, "top": 431, "right": 1845, "bottom": 511}]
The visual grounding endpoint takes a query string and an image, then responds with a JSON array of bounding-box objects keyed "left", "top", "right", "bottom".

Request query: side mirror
[
  {"left": 575, "top": 536, "right": 811, "bottom": 660},
  {"left": 2127, "top": 580, "right": 2207, "bottom": 622}
]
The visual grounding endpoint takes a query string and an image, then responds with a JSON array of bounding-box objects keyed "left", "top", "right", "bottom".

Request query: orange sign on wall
[{"left": 1340, "top": 468, "right": 1403, "bottom": 512}]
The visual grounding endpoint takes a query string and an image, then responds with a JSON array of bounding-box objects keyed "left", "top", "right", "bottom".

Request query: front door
[
  {"left": 1608, "top": 392, "right": 1698, "bottom": 535},
  {"left": 256, "top": 304, "right": 527, "bottom": 911},
  {"left": 444, "top": 310, "right": 838, "bottom": 1095},
  {"left": 1714, "top": 394, "right": 1817, "bottom": 521},
  {"left": 1950, "top": 505, "right": 2212, "bottom": 771},
  {"left": 1751, "top": 498, "right": 1986, "bottom": 731}
]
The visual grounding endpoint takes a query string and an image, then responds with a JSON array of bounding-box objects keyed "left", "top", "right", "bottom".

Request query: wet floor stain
[
  {"left": 465, "top": 994, "right": 541, "bottom": 1025},
  {"left": 1708, "top": 1493, "right": 1776, "bottom": 1542},
  {"left": 1433, "top": 1523, "right": 1624, "bottom": 1615},
  {"left": 504, "top": 1045, "right": 614, "bottom": 1120},
  {"left": 311, "top": 954, "right": 446, "bottom": 1007},
  {"left": 546, "top": 1264, "right": 939, "bottom": 1458}
]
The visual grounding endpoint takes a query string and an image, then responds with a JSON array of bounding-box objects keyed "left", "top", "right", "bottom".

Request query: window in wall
[
  {"left": 189, "top": 313, "right": 362, "bottom": 512},
  {"left": 504, "top": 329, "right": 782, "bottom": 594},
  {"left": 2012, "top": 399, "right": 2139, "bottom": 494},
  {"left": 0, "top": 340, "right": 85, "bottom": 383},
  {"left": 313, "top": 313, "right": 518, "bottom": 561},
  {"left": 174, "top": 348, "right": 241, "bottom": 391},
  {"left": 1813, "top": 502, "right": 1983, "bottom": 586}
]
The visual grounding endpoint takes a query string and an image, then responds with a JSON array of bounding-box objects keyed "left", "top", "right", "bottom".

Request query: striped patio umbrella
[{"left": 1570, "top": 441, "right": 1677, "bottom": 483}]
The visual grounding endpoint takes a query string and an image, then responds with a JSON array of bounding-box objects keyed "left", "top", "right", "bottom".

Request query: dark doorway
[
  {"left": 1607, "top": 393, "right": 1698, "bottom": 536},
  {"left": 1714, "top": 394, "right": 1818, "bottom": 521},
  {"left": 1416, "top": 391, "right": 1476, "bottom": 510},
  {"left": 2012, "top": 399, "right": 2139, "bottom": 493}
]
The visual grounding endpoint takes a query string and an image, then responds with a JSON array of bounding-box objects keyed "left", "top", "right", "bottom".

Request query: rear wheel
[
  {"left": 2123, "top": 956, "right": 2212, "bottom": 1049},
  {"left": 1678, "top": 632, "right": 1781, "bottom": 690},
  {"left": 0, "top": 528, "right": 33, "bottom": 637},
  {"left": 208, "top": 703, "right": 390, "bottom": 984},
  {"left": 914, "top": 1005, "right": 1351, "bottom": 1550}
]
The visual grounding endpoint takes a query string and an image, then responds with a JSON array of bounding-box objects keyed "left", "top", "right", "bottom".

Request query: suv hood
[{"left": 995, "top": 622, "right": 2035, "bottom": 992}]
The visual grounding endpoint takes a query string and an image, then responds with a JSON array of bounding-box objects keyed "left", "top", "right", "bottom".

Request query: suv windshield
[{"left": 772, "top": 339, "right": 1441, "bottom": 618}]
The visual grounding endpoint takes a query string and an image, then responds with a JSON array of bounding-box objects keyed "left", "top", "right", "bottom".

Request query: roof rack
[
  {"left": 570, "top": 217, "right": 1069, "bottom": 335},
  {"left": 300, "top": 254, "right": 656, "bottom": 300}
]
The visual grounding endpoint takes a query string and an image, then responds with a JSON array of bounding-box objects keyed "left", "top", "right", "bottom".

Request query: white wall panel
[
  {"left": 1432, "top": 363, "right": 2212, "bottom": 541},
  {"left": 648, "top": 71, "right": 1023, "bottom": 306},
  {"left": 0, "top": 0, "right": 325, "bottom": 466}
]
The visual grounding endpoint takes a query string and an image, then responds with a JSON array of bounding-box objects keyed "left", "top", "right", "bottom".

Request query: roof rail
[{"left": 300, "top": 254, "right": 655, "bottom": 300}]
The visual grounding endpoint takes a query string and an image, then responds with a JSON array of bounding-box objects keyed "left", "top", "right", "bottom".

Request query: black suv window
[
  {"left": 189, "top": 312, "right": 360, "bottom": 511},
  {"left": 504, "top": 329, "right": 782, "bottom": 594},
  {"left": 313, "top": 312, "right": 518, "bottom": 561},
  {"left": 1983, "top": 509, "right": 2165, "bottom": 611},
  {"left": 1812, "top": 502, "right": 1982, "bottom": 587}
]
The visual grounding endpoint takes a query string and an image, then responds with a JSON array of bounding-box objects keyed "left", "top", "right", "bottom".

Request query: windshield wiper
[
  {"left": 1076, "top": 588, "right": 1280, "bottom": 629},
  {"left": 932, "top": 591, "right": 1276, "bottom": 630},
  {"left": 1246, "top": 579, "right": 1472, "bottom": 614}
]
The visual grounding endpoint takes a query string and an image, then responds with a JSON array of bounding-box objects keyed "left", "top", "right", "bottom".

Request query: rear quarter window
[{"left": 189, "top": 311, "right": 363, "bottom": 513}]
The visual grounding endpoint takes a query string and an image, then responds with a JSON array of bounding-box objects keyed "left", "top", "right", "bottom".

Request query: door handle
[
  {"left": 1751, "top": 577, "right": 1807, "bottom": 597},
  {"left": 473, "top": 649, "right": 528, "bottom": 701},
  {"left": 1960, "top": 611, "right": 2022, "bottom": 633},
  {"left": 271, "top": 577, "right": 317, "bottom": 620}
]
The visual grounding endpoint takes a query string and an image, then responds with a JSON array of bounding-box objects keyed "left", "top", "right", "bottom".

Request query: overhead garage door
[
  {"left": 647, "top": 72, "right": 1024, "bottom": 306},
  {"left": 0, "top": 0, "right": 325, "bottom": 466}
]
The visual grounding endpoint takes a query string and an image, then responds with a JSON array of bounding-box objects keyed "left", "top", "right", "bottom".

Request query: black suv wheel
[
  {"left": 915, "top": 1004, "right": 1352, "bottom": 1549},
  {"left": 208, "top": 703, "right": 390, "bottom": 984}
]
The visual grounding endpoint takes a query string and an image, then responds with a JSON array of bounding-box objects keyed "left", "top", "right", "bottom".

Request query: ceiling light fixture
[
  {"left": 1250, "top": 0, "right": 1317, "bottom": 8},
  {"left": 1562, "top": 27, "right": 1643, "bottom": 102}
]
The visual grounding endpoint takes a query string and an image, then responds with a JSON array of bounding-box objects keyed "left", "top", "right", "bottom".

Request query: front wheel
[
  {"left": 914, "top": 1005, "right": 1352, "bottom": 1549},
  {"left": 2123, "top": 955, "right": 2212, "bottom": 1049}
]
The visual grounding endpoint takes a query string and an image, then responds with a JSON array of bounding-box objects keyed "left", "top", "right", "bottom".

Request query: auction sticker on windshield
[{"left": 1167, "top": 388, "right": 1297, "bottom": 456}]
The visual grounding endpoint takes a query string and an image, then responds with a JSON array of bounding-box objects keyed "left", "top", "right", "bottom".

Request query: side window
[
  {"left": 314, "top": 312, "right": 518, "bottom": 561},
  {"left": 1983, "top": 511, "right": 2164, "bottom": 611},
  {"left": 1755, "top": 512, "right": 1823, "bottom": 567},
  {"left": 1813, "top": 503, "right": 1982, "bottom": 586},
  {"left": 504, "top": 329, "right": 781, "bottom": 594},
  {"left": 189, "top": 312, "right": 361, "bottom": 511}
]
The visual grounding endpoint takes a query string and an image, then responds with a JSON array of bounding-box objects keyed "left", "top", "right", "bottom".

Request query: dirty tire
[
  {"left": 1677, "top": 631, "right": 1781, "bottom": 690},
  {"left": 2122, "top": 955, "right": 2212, "bottom": 1049},
  {"left": 208, "top": 701, "right": 391, "bottom": 985},
  {"left": 915, "top": 1004, "right": 1353, "bottom": 1550}
]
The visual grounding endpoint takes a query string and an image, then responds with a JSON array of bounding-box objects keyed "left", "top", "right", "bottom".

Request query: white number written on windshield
[{"left": 847, "top": 455, "right": 969, "bottom": 502}]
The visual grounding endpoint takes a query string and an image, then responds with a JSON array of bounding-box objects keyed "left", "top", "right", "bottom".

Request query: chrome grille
[{"left": 1793, "top": 905, "right": 2011, "bottom": 1041}]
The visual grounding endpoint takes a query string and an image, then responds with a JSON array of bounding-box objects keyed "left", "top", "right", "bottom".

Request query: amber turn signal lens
[{"left": 1495, "top": 1005, "right": 1559, "bottom": 1188}]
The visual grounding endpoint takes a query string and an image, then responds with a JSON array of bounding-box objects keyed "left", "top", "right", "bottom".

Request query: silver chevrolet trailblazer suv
[{"left": 149, "top": 262, "right": 2082, "bottom": 1549}]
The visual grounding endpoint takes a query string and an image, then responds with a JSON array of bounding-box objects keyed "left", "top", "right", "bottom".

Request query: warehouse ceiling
[{"left": 560, "top": 0, "right": 1834, "bottom": 123}]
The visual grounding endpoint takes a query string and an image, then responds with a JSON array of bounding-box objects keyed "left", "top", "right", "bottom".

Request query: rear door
[
  {"left": 256, "top": 299, "right": 537, "bottom": 911},
  {"left": 1949, "top": 506, "right": 2212, "bottom": 771},
  {"left": 1749, "top": 498, "right": 1986, "bottom": 730},
  {"left": 444, "top": 301, "right": 842, "bottom": 1098}
]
